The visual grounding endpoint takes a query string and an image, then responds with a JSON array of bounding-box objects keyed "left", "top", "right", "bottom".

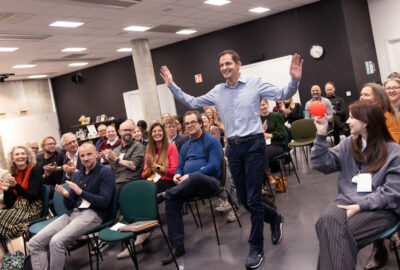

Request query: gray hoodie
[{"left": 311, "top": 134, "right": 400, "bottom": 216}]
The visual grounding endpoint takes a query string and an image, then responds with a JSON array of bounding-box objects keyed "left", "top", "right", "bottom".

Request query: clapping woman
[{"left": 0, "top": 146, "right": 43, "bottom": 239}]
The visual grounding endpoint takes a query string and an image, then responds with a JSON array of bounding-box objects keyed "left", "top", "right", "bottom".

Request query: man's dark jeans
[
  {"left": 165, "top": 173, "right": 220, "bottom": 249},
  {"left": 226, "top": 136, "right": 279, "bottom": 252}
]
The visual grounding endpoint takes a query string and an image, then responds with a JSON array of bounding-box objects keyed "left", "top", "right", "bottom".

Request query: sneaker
[
  {"left": 116, "top": 244, "right": 143, "bottom": 259},
  {"left": 270, "top": 215, "right": 283, "bottom": 245},
  {"left": 134, "top": 232, "right": 151, "bottom": 246},
  {"left": 90, "top": 240, "right": 108, "bottom": 255},
  {"left": 245, "top": 250, "right": 264, "bottom": 269},
  {"left": 226, "top": 209, "right": 240, "bottom": 223},
  {"left": 161, "top": 246, "right": 185, "bottom": 265},
  {"left": 215, "top": 200, "right": 232, "bottom": 213}
]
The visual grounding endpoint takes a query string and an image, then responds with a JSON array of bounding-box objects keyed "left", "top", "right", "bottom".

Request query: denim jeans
[{"left": 225, "top": 136, "right": 279, "bottom": 252}]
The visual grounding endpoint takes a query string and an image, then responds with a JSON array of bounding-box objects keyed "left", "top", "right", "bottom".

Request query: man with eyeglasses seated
[
  {"left": 35, "top": 136, "right": 65, "bottom": 194},
  {"left": 61, "top": 132, "right": 83, "bottom": 182},
  {"left": 164, "top": 118, "right": 189, "bottom": 153},
  {"left": 29, "top": 142, "right": 115, "bottom": 270},
  {"left": 157, "top": 110, "right": 222, "bottom": 265}
]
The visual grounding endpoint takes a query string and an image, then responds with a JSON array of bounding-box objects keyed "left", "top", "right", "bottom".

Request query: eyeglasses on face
[
  {"left": 385, "top": 86, "right": 400, "bottom": 91},
  {"left": 64, "top": 140, "right": 77, "bottom": 147},
  {"left": 183, "top": 120, "right": 199, "bottom": 127}
]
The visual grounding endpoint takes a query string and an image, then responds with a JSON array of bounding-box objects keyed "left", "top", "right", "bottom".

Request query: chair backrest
[
  {"left": 290, "top": 119, "right": 317, "bottom": 142},
  {"left": 119, "top": 180, "right": 158, "bottom": 223},
  {"left": 39, "top": 185, "right": 50, "bottom": 219},
  {"left": 53, "top": 183, "right": 70, "bottom": 216},
  {"left": 103, "top": 184, "right": 118, "bottom": 223}
]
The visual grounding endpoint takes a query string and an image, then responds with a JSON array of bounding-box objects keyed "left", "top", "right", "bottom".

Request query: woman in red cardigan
[
  {"left": 142, "top": 122, "right": 178, "bottom": 193},
  {"left": 0, "top": 145, "right": 43, "bottom": 239}
]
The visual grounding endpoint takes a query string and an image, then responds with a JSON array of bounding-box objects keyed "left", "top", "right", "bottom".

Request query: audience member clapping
[
  {"left": 142, "top": 122, "right": 178, "bottom": 194},
  {"left": 0, "top": 145, "right": 43, "bottom": 239}
]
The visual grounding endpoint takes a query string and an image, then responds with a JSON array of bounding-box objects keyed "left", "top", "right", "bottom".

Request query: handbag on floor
[
  {"left": 275, "top": 176, "right": 288, "bottom": 193},
  {"left": 262, "top": 184, "right": 277, "bottom": 210}
]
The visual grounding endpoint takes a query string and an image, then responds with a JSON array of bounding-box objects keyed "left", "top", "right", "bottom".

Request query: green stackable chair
[
  {"left": 288, "top": 119, "right": 317, "bottom": 168},
  {"left": 98, "top": 180, "right": 178, "bottom": 270}
]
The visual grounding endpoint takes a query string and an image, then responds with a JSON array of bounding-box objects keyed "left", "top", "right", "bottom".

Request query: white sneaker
[
  {"left": 226, "top": 209, "right": 240, "bottom": 223},
  {"left": 116, "top": 244, "right": 143, "bottom": 259},
  {"left": 215, "top": 200, "right": 232, "bottom": 213}
]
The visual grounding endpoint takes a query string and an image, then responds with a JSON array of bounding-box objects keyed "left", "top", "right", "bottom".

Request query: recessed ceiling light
[
  {"left": 61, "top": 48, "right": 87, "bottom": 52},
  {"left": 123, "top": 26, "right": 150, "bottom": 32},
  {"left": 28, "top": 75, "right": 48, "bottom": 79},
  {"left": 49, "top": 21, "right": 84, "bottom": 28},
  {"left": 176, "top": 29, "right": 197, "bottom": 35},
  {"left": 12, "top": 64, "right": 36, "bottom": 69},
  {"left": 0, "top": 47, "right": 19, "bottom": 52},
  {"left": 249, "top": 7, "right": 270, "bottom": 13},
  {"left": 68, "top": 62, "right": 88, "bottom": 67},
  {"left": 117, "top": 48, "right": 132, "bottom": 52},
  {"left": 204, "top": 0, "right": 230, "bottom": 6}
]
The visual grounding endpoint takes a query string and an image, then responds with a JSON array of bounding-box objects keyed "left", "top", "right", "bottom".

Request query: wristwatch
[{"left": 115, "top": 158, "right": 120, "bottom": 165}]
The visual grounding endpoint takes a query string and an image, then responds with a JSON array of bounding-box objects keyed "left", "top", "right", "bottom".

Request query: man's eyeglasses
[
  {"left": 183, "top": 120, "right": 199, "bottom": 127},
  {"left": 385, "top": 86, "right": 400, "bottom": 91},
  {"left": 44, "top": 142, "right": 56, "bottom": 146},
  {"left": 63, "top": 140, "right": 77, "bottom": 147},
  {"left": 120, "top": 129, "right": 133, "bottom": 133}
]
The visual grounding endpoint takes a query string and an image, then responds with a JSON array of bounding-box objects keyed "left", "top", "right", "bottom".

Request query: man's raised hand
[
  {"left": 290, "top": 53, "right": 304, "bottom": 80},
  {"left": 160, "top": 65, "right": 174, "bottom": 86}
]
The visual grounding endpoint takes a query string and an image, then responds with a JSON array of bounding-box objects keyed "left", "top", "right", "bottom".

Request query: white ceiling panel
[{"left": 0, "top": 0, "right": 319, "bottom": 79}]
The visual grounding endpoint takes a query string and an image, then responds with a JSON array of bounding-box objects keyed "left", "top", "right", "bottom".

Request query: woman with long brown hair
[
  {"left": 0, "top": 145, "right": 43, "bottom": 239},
  {"left": 311, "top": 100, "right": 400, "bottom": 270},
  {"left": 360, "top": 82, "right": 400, "bottom": 143},
  {"left": 142, "top": 122, "right": 179, "bottom": 193}
]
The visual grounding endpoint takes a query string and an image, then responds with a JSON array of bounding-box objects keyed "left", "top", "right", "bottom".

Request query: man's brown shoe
[{"left": 364, "top": 240, "right": 388, "bottom": 270}]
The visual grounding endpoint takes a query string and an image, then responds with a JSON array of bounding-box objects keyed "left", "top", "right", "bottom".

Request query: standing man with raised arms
[{"left": 160, "top": 50, "right": 303, "bottom": 269}]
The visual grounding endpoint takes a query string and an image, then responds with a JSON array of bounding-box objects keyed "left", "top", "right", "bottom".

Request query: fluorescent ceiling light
[
  {"left": 204, "top": 0, "right": 230, "bottom": 6},
  {"left": 176, "top": 29, "right": 197, "bottom": 35},
  {"left": 49, "top": 21, "right": 84, "bottom": 28},
  {"left": 13, "top": 64, "right": 36, "bottom": 69},
  {"left": 0, "top": 47, "right": 18, "bottom": 52},
  {"left": 61, "top": 48, "right": 87, "bottom": 52},
  {"left": 68, "top": 62, "right": 88, "bottom": 67},
  {"left": 249, "top": 7, "right": 270, "bottom": 13},
  {"left": 28, "top": 75, "right": 48, "bottom": 79},
  {"left": 123, "top": 26, "right": 150, "bottom": 32},
  {"left": 117, "top": 48, "right": 132, "bottom": 52}
]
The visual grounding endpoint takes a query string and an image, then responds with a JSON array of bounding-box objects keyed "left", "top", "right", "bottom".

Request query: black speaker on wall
[{"left": 71, "top": 72, "right": 83, "bottom": 84}]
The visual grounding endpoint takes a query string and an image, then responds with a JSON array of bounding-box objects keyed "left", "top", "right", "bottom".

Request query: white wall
[{"left": 368, "top": 0, "right": 400, "bottom": 79}]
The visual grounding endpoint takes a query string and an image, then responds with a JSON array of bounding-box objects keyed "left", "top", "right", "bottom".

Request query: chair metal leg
[
  {"left": 188, "top": 203, "right": 199, "bottom": 228},
  {"left": 159, "top": 223, "right": 179, "bottom": 270},
  {"left": 293, "top": 147, "right": 299, "bottom": 169},
  {"left": 290, "top": 157, "right": 301, "bottom": 183},
  {"left": 194, "top": 201, "right": 203, "bottom": 228},
  {"left": 390, "top": 238, "right": 400, "bottom": 270},
  {"left": 208, "top": 199, "right": 220, "bottom": 245},
  {"left": 127, "top": 238, "right": 139, "bottom": 270},
  {"left": 301, "top": 146, "right": 309, "bottom": 166},
  {"left": 0, "top": 237, "right": 8, "bottom": 253},
  {"left": 87, "top": 237, "right": 94, "bottom": 270},
  {"left": 278, "top": 162, "right": 286, "bottom": 192},
  {"left": 226, "top": 192, "right": 241, "bottom": 227}
]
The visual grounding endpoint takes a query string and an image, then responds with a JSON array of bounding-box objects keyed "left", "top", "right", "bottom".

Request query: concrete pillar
[{"left": 130, "top": 39, "right": 162, "bottom": 123}]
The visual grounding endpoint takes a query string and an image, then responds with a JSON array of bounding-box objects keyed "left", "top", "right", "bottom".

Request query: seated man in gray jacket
[{"left": 105, "top": 120, "right": 145, "bottom": 194}]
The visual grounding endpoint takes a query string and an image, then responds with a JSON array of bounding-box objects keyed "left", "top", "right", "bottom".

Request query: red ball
[{"left": 309, "top": 101, "right": 326, "bottom": 117}]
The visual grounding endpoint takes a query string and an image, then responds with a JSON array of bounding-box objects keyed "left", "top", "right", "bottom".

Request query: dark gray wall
[{"left": 52, "top": 0, "right": 379, "bottom": 133}]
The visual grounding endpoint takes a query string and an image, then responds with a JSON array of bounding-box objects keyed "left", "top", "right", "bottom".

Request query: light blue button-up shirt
[{"left": 168, "top": 74, "right": 299, "bottom": 138}]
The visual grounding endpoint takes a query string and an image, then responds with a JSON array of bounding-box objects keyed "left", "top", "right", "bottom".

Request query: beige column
[{"left": 130, "top": 39, "right": 162, "bottom": 123}]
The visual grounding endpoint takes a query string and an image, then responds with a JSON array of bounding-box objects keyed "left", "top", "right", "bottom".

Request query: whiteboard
[
  {"left": 0, "top": 112, "right": 61, "bottom": 155},
  {"left": 240, "top": 55, "right": 301, "bottom": 110},
  {"left": 123, "top": 84, "right": 177, "bottom": 123}
]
